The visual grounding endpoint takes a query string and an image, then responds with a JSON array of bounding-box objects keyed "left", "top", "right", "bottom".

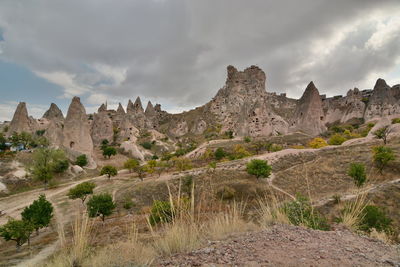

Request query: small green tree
[
  {"left": 348, "top": 163, "right": 367, "bottom": 188},
  {"left": 0, "top": 218, "right": 34, "bottom": 251},
  {"left": 214, "top": 148, "right": 226, "bottom": 160},
  {"left": 100, "top": 165, "right": 118, "bottom": 180},
  {"left": 373, "top": 146, "right": 395, "bottom": 173},
  {"left": 101, "top": 139, "right": 109, "bottom": 150},
  {"left": 155, "top": 161, "right": 169, "bottom": 177},
  {"left": 373, "top": 126, "right": 390, "bottom": 144},
  {"left": 124, "top": 158, "right": 139, "bottom": 173},
  {"left": 102, "top": 146, "right": 117, "bottom": 159},
  {"left": 246, "top": 159, "right": 272, "bottom": 179},
  {"left": 135, "top": 165, "right": 147, "bottom": 181},
  {"left": 75, "top": 154, "right": 88, "bottom": 167},
  {"left": 21, "top": 194, "right": 53, "bottom": 235},
  {"left": 87, "top": 193, "right": 116, "bottom": 222},
  {"left": 172, "top": 157, "right": 192, "bottom": 171},
  {"left": 67, "top": 182, "right": 96, "bottom": 203},
  {"left": 30, "top": 148, "right": 69, "bottom": 189}
]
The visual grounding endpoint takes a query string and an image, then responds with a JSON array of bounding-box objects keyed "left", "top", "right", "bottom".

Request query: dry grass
[
  {"left": 339, "top": 192, "right": 369, "bottom": 231},
  {"left": 257, "top": 195, "right": 290, "bottom": 227},
  {"left": 369, "top": 228, "right": 392, "bottom": 244}
]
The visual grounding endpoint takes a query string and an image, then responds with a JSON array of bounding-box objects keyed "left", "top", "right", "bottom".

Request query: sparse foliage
[
  {"left": 124, "top": 158, "right": 140, "bottom": 173},
  {"left": 360, "top": 205, "right": 392, "bottom": 233},
  {"left": 172, "top": 157, "right": 192, "bottom": 171},
  {"left": 373, "top": 126, "right": 390, "bottom": 144},
  {"left": 87, "top": 193, "right": 116, "bottom": 222},
  {"left": 348, "top": 163, "right": 367, "bottom": 187},
  {"left": 0, "top": 218, "right": 34, "bottom": 251},
  {"left": 246, "top": 159, "right": 272, "bottom": 179},
  {"left": 373, "top": 146, "right": 395, "bottom": 173},
  {"left": 148, "top": 200, "right": 174, "bottom": 226},
  {"left": 308, "top": 137, "right": 328, "bottom": 148},
  {"left": 100, "top": 165, "right": 118, "bottom": 179},
  {"left": 68, "top": 182, "right": 96, "bottom": 203},
  {"left": 328, "top": 134, "right": 347, "bottom": 145}
]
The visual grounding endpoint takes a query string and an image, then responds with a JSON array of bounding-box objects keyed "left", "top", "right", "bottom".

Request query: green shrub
[
  {"left": 214, "top": 148, "right": 226, "bottom": 160},
  {"left": 243, "top": 136, "right": 251, "bottom": 143},
  {"left": 283, "top": 195, "right": 330, "bottom": 231},
  {"left": 328, "top": 134, "right": 347, "bottom": 145},
  {"left": 348, "top": 163, "right": 367, "bottom": 187},
  {"left": 102, "top": 146, "right": 117, "bottom": 158},
  {"left": 123, "top": 197, "right": 135, "bottom": 210},
  {"left": 87, "top": 193, "right": 116, "bottom": 222},
  {"left": 216, "top": 186, "right": 236, "bottom": 200},
  {"left": 308, "top": 137, "right": 328, "bottom": 149},
  {"left": 140, "top": 142, "right": 152, "bottom": 150},
  {"left": 75, "top": 154, "right": 88, "bottom": 167},
  {"left": 373, "top": 146, "right": 395, "bottom": 173},
  {"left": 360, "top": 205, "right": 392, "bottom": 233},
  {"left": 67, "top": 182, "right": 96, "bottom": 203},
  {"left": 269, "top": 144, "right": 283, "bottom": 152},
  {"left": 246, "top": 159, "right": 272, "bottom": 179},
  {"left": 149, "top": 200, "right": 174, "bottom": 226},
  {"left": 53, "top": 159, "right": 69, "bottom": 173},
  {"left": 391, "top": 118, "right": 400, "bottom": 124}
]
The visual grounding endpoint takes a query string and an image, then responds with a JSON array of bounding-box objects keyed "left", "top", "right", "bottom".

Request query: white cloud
[{"left": 0, "top": 101, "right": 48, "bottom": 122}]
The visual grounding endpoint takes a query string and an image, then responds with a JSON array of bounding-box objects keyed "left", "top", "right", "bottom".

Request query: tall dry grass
[
  {"left": 257, "top": 195, "right": 290, "bottom": 227},
  {"left": 339, "top": 192, "right": 369, "bottom": 230}
]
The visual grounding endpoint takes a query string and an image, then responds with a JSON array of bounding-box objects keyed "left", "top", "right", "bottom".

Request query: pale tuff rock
[
  {"left": 116, "top": 103, "right": 125, "bottom": 115},
  {"left": 120, "top": 141, "right": 145, "bottom": 161},
  {"left": 290, "top": 82, "right": 326, "bottom": 135},
  {"left": 207, "top": 65, "right": 288, "bottom": 137},
  {"left": 191, "top": 119, "right": 207, "bottom": 135},
  {"left": 62, "top": 97, "right": 94, "bottom": 155},
  {"left": 98, "top": 103, "right": 107, "bottom": 113},
  {"left": 118, "top": 117, "right": 139, "bottom": 143},
  {"left": 42, "top": 103, "right": 64, "bottom": 121},
  {"left": 169, "top": 120, "right": 189, "bottom": 137},
  {"left": 8, "top": 102, "right": 38, "bottom": 135},
  {"left": 145, "top": 101, "right": 156, "bottom": 117},
  {"left": 70, "top": 165, "right": 84, "bottom": 174},
  {"left": 127, "top": 97, "right": 144, "bottom": 114},
  {"left": 364, "top": 79, "right": 400, "bottom": 121},
  {"left": 44, "top": 119, "right": 64, "bottom": 147},
  {"left": 91, "top": 112, "right": 114, "bottom": 145}
]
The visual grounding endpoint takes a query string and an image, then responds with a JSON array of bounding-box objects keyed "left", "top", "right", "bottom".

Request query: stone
[
  {"left": 71, "top": 165, "right": 84, "bottom": 174},
  {"left": 120, "top": 141, "right": 145, "bottom": 161},
  {"left": 42, "top": 103, "right": 64, "bottom": 121},
  {"left": 91, "top": 111, "right": 114, "bottom": 145},
  {"left": 62, "top": 97, "right": 94, "bottom": 156},
  {"left": 116, "top": 103, "right": 125, "bottom": 115},
  {"left": 98, "top": 103, "right": 107, "bottom": 113},
  {"left": 290, "top": 82, "right": 326, "bottom": 135},
  {"left": 8, "top": 102, "right": 38, "bottom": 135}
]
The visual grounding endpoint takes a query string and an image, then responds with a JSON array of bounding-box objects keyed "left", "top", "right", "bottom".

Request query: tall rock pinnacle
[
  {"left": 290, "top": 81, "right": 326, "bottom": 135},
  {"left": 43, "top": 103, "right": 64, "bottom": 121},
  {"left": 8, "top": 102, "right": 37, "bottom": 135}
]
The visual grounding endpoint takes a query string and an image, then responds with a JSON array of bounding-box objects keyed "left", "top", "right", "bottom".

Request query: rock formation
[
  {"left": 98, "top": 103, "right": 107, "bottom": 113},
  {"left": 8, "top": 102, "right": 37, "bottom": 135},
  {"left": 91, "top": 111, "right": 114, "bottom": 145},
  {"left": 116, "top": 103, "right": 125, "bottom": 115},
  {"left": 290, "top": 82, "right": 326, "bottom": 135},
  {"left": 62, "top": 97, "right": 93, "bottom": 156},
  {"left": 42, "top": 103, "right": 64, "bottom": 121}
]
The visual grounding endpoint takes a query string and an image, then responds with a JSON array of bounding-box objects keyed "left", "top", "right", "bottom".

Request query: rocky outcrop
[
  {"left": 62, "top": 97, "right": 93, "bottom": 156},
  {"left": 127, "top": 97, "right": 144, "bottom": 114},
  {"left": 116, "top": 103, "right": 125, "bottom": 115},
  {"left": 290, "top": 82, "right": 326, "bottom": 135},
  {"left": 98, "top": 103, "right": 107, "bottom": 113},
  {"left": 42, "top": 103, "right": 64, "bottom": 121},
  {"left": 8, "top": 102, "right": 37, "bottom": 135},
  {"left": 364, "top": 79, "right": 400, "bottom": 121},
  {"left": 91, "top": 111, "right": 114, "bottom": 145}
]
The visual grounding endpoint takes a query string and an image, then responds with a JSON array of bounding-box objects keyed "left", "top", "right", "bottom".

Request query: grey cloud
[{"left": 0, "top": 0, "right": 400, "bottom": 111}]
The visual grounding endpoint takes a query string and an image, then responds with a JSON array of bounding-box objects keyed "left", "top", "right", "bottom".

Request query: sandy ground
[{"left": 158, "top": 224, "right": 400, "bottom": 267}]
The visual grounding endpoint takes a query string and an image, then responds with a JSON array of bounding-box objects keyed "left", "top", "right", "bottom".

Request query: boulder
[
  {"left": 120, "top": 141, "right": 145, "bottom": 161},
  {"left": 71, "top": 165, "right": 84, "bottom": 174}
]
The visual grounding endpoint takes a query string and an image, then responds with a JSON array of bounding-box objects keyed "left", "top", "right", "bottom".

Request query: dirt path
[{"left": 158, "top": 224, "right": 400, "bottom": 266}]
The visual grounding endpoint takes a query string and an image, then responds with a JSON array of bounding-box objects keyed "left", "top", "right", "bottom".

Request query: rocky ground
[{"left": 158, "top": 224, "right": 400, "bottom": 267}]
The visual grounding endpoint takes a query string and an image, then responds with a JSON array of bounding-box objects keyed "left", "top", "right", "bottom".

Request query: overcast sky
[{"left": 1, "top": 0, "right": 400, "bottom": 121}]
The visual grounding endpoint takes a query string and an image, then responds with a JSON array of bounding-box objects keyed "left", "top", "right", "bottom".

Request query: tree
[
  {"left": 145, "top": 160, "right": 157, "bottom": 174},
  {"left": 30, "top": 148, "right": 69, "bottom": 189},
  {"left": 155, "top": 161, "right": 169, "bottom": 177},
  {"left": 136, "top": 165, "right": 147, "bottom": 181},
  {"left": 373, "top": 146, "right": 395, "bottom": 173},
  {"left": 87, "top": 193, "right": 116, "bottom": 222},
  {"left": 100, "top": 165, "right": 118, "bottom": 180},
  {"left": 0, "top": 218, "right": 34, "bottom": 251},
  {"left": 348, "top": 163, "right": 367, "bottom": 188},
  {"left": 373, "top": 126, "right": 391, "bottom": 144},
  {"left": 232, "top": 144, "right": 252, "bottom": 159},
  {"left": 21, "top": 194, "right": 53, "bottom": 235},
  {"left": 67, "top": 182, "right": 96, "bottom": 204},
  {"left": 102, "top": 146, "right": 117, "bottom": 159},
  {"left": 214, "top": 148, "right": 226, "bottom": 160},
  {"left": 0, "top": 133, "right": 6, "bottom": 151},
  {"left": 246, "top": 159, "right": 272, "bottom": 179},
  {"left": 123, "top": 158, "right": 139, "bottom": 173},
  {"left": 75, "top": 154, "right": 88, "bottom": 167},
  {"left": 252, "top": 141, "right": 267, "bottom": 154},
  {"left": 172, "top": 157, "right": 193, "bottom": 171}
]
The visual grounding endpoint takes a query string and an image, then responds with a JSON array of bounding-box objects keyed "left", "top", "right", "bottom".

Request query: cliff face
[{"left": 6, "top": 66, "right": 400, "bottom": 149}]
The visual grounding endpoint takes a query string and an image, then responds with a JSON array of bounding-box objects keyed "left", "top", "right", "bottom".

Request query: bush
[
  {"left": 328, "top": 134, "right": 347, "bottom": 145},
  {"left": 214, "top": 148, "right": 226, "bottom": 160},
  {"left": 53, "top": 159, "right": 69, "bottom": 173},
  {"left": 269, "top": 144, "right": 283, "bottom": 152},
  {"left": 140, "top": 142, "right": 152, "bottom": 150},
  {"left": 75, "top": 154, "right": 88, "bottom": 167},
  {"left": 232, "top": 144, "right": 252, "bottom": 159},
  {"left": 149, "top": 200, "right": 174, "bottom": 226},
  {"left": 102, "top": 146, "right": 117, "bottom": 159},
  {"left": 391, "top": 118, "right": 400, "bottom": 124},
  {"left": 373, "top": 146, "right": 395, "bottom": 173},
  {"left": 243, "top": 136, "right": 251, "bottom": 143},
  {"left": 21, "top": 194, "right": 53, "bottom": 235},
  {"left": 216, "top": 186, "right": 236, "bottom": 200},
  {"left": 172, "top": 157, "right": 192, "bottom": 171},
  {"left": 87, "top": 193, "right": 116, "bottom": 222},
  {"left": 348, "top": 163, "right": 367, "bottom": 187},
  {"left": 246, "top": 159, "right": 272, "bottom": 179},
  {"left": 67, "top": 182, "right": 96, "bottom": 203},
  {"left": 124, "top": 158, "right": 139, "bottom": 173},
  {"left": 123, "top": 197, "right": 135, "bottom": 210},
  {"left": 100, "top": 165, "right": 118, "bottom": 179},
  {"left": 282, "top": 195, "right": 330, "bottom": 231},
  {"left": 308, "top": 137, "right": 328, "bottom": 148},
  {"left": 373, "top": 126, "right": 390, "bottom": 144},
  {"left": 359, "top": 205, "right": 392, "bottom": 233}
]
